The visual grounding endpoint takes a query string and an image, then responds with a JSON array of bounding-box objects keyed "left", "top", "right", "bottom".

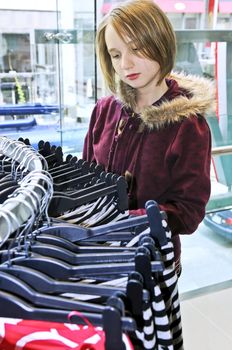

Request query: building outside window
[{"left": 0, "top": 0, "right": 232, "bottom": 297}]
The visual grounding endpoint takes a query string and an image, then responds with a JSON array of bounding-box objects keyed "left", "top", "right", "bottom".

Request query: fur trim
[{"left": 119, "top": 71, "right": 216, "bottom": 130}]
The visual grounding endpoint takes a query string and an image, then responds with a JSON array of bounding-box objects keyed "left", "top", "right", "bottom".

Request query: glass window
[{"left": 1, "top": 1, "right": 232, "bottom": 296}]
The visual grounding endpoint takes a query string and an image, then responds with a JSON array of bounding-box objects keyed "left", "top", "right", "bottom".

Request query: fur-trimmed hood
[{"left": 119, "top": 71, "right": 216, "bottom": 130}]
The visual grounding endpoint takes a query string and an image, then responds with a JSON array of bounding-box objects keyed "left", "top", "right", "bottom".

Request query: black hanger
[
  {"left": 17, "top": 241, "right": 136, "bottom": 265},
  {"left": 6, "top": 250, "right": 163, "bottom": 280},
  {"left": 37, "top": 213, "right": 151, "bottom": 243},
  {"left": 145, "top": 200, "right": 168, "bottom": 246},
  {"left": 36, "top": 140, "right": 63, "bottom": 167},
  {"left": 51, "top": 159, "right": 101, "bottom": 182},
  {"left": 0, "top": 264, "right": 149, "bottom": 301},
  {"left": 0, "top": 271, "right": 105, "bottom": 313},
  {"left": 48, "top": 161, "right": 73, "bottom": 176},
  {"left": 6, "top": 232, "right": 137, "bottom": 254},
  {"left": 48, "top": 154, "right": 77, "bottom": 174},
  {"left": 49, "top": 161, "right": 76, "bottom": 177},
  {"left": 109, "top": 271, "right": 145, "bottom": 350},
  {"left": 49, "top": 175, "right": 128, "bottom": 216},
  {"left": 51, "top": 160, "right": 103, "bottom": 192},
  {"left": 37, "top": 140, "right": 52, "bottom": 157},
  {"left": 53, "top": 173, "right": 125, "bottom": 225},
  {"left": 18, "top": 137, "right": 31, "bottom": 146},
  {"left": 139, "top": 235, "right": 162, "bottom": 262},
  {"left": 125, "top": 271, "right": 144, "bottom": 319},
  {"left": 44, "top": 146, "right": 63, "bottom": 167},
  {"left": 52, "top": 177, "right": 107, "bottom": 201},
  {"left": 52, "top": 178, "right": 108, "bottom": 210},
  {"left": 0, "top": 290, "right": 136, "bottom": 349},
  {"left": 0, "top": 264, "right": 124, "bottom": 298},
  {"left": 76, "top": 231, "right": 135, "bottom": 243},
  {"left": 35, "top": 233, "right": 136, "bottom": 253},
  {"left": 134, "top": 246, "right": 159, "bottom": 300},
  {"left": 52, "top": 167, "right": 106, "bottom": 193},
  {"left": 52, "top": 165, "right": 86, "bottom": 183}
]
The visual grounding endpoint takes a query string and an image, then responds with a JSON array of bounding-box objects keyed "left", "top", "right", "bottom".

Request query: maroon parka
[{"left": 83, "top": 72, "right": 214, "bottom": 264}]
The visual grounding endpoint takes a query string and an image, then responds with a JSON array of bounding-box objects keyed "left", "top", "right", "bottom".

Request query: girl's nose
[{"left": 121, "top": 53, "right": 134, "bottom": 69}]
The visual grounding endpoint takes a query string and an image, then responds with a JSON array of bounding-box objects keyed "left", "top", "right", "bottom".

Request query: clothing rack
[{"left": 0, "top": 137, "right": 184, "bottom": 350}]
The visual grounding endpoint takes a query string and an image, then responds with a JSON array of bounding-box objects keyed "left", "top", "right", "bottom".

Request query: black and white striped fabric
[
  {"left": 154, "top": 219, "right": 183, "bottom": 349},
  {"left": 135, "top": 299, "right": 156, "bottom": 349},
  {"left": 134, "top": 218, "right": 184, "bottom": 350}
]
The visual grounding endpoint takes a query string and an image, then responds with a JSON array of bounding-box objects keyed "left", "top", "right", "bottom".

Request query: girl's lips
[{"left": 126, "top": 73, "right": 140, "bottom": 80}]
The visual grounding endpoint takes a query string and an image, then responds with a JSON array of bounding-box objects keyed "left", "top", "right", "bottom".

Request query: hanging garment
[
  {"left": 155, "top": 224, "right": 184, "bottom": 349},
  {"left": 134, "top": 217, "right": 184, "bottom": 350},
  {"left": 0, "top": 318, "right": 135, "bottom": 350}
]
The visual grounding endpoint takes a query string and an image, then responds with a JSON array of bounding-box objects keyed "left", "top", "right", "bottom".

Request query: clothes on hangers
[
  {"left": 58, "top": 196, "right": 129, "bottom": 226},
  {"left": 0, "top": 137, "right": 184, "bottom": 350},
  {"left": 0, "top": 137, "right": 51, "bottom": 247},
  {"left": 135, "top": 219, "right": 183, "bottom": 350}
]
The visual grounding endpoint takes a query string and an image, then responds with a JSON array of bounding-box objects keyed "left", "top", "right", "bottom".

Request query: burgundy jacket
[{"left": 83, "top": 72, "right": 214, "bottom": 262}]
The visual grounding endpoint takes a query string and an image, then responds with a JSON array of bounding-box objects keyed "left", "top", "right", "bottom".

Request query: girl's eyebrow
[{"left": 108, "top": 48, "right": 120, "bottom": 54}]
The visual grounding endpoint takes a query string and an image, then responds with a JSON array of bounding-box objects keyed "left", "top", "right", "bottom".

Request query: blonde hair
[{"left": 96, "top": 0, "right": 176, "bottom": 93}]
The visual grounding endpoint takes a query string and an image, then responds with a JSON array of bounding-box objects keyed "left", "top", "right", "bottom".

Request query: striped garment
[{"left": 133, "top": 219, "right": 184, "bottom": 350}]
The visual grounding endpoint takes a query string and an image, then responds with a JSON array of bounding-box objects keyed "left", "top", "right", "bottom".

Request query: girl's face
[{"left": 105, "top": 24, "right": 162, "bottom": 93}]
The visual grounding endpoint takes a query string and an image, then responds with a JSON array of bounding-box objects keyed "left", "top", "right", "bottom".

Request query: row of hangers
[
  {"left": 0, "top": 193, "right": 167, "bottom": 349},
  {"left": 18, "top": 138, "right": 129, "bottom": 224},
  {"left": 0, "top": 137, "right": 178, "bottom": 350}
]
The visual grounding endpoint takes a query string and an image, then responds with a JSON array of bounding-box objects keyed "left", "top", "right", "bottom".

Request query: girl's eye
[{"left": 110, "top": 52, "right": 120, "bottom": 59}]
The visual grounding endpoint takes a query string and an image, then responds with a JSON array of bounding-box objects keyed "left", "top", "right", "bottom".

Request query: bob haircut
[{"left": 96, "top": 0, "right": 176, "bottom": 93}]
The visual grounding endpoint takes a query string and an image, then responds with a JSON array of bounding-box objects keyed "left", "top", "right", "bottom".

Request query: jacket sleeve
[
  {"left": 159, "top": 115, "right": 212, "bottom": 236},
  {"left": 130, "top": 116, "right": 211, "bottom": 237}
]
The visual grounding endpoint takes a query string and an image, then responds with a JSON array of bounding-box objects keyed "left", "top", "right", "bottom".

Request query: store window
[{"left": 0, "top": 1, "right": 232, "bottom": 296}]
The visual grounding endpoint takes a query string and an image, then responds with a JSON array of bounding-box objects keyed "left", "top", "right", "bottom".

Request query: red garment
[
  {"left": 0, "top": 318, "right": 134, "bottom": 350},
  {"left": 83, "top": 73, "right": 213, "bottom": 262}
]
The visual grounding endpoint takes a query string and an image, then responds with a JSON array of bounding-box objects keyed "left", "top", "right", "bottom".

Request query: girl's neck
[{"left": 135, "top": 79, "right": 168, "bottom": 113}]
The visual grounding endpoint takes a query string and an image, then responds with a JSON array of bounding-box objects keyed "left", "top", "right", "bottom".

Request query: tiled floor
[
  {"left": 180, "top": 284, "right": 232, "bottom": 350},
  {"left": 178, "top": 220, "right": 232, "bottom": 349},
  {"left": 178, "top": 221, "right": 232, "bottom": 294}
]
